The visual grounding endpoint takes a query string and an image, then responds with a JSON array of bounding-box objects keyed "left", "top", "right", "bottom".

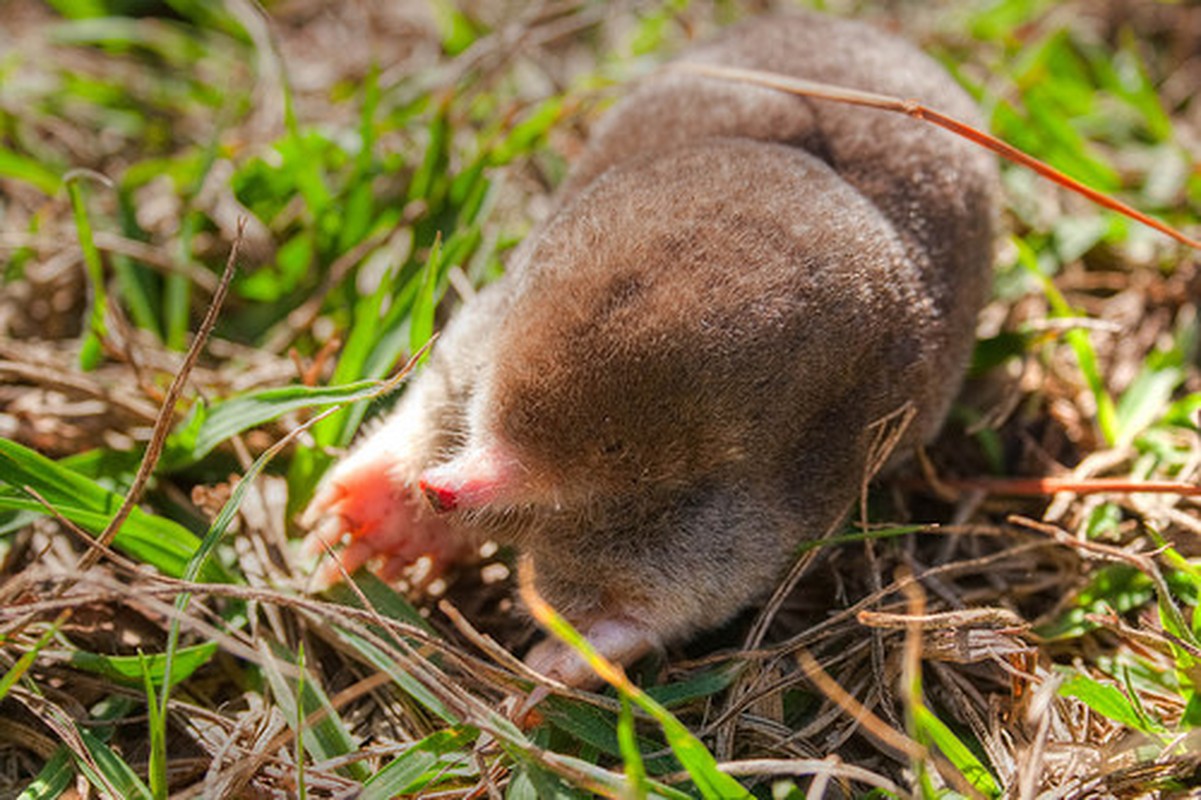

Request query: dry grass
[{"left": 1, "top": 0, "right": 1199, "bottom": 797}]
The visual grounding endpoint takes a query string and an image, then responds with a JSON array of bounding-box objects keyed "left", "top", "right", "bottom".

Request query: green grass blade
[
  {"left": 526, "top": 581, "right": 750, "bottom": 799},
  {"left": 1116, "top": 363, "right": 1185, "bottom": 446},
  {"left": 65, "top": 175, "right": 108, "bottom": 371},
  {"left": 1013, "top": 235, "right": 1118, "bottom": 444},
  {"left": 911, "top": 704, "right": 1001, "bottom": 797},
  {"left": 360, "top": 728, "right": 477, "bottom": 800},
  {"left": 166, "top": 379, "right": 383, "bottom": 467},
  {"left": 259, "top": 642, "right": 369, "bottom": 781},
  {"left": 77, "top": 725, "right": 154, "bottom": 800},
  {"left": 539, "top": 696, "right": 674, "bottom": 773},
  {"left": 408, "top": 100, "right": 450, "bottom": 204},
  {"left": 427, "top": 0, "right": 483, "bottom": 55},
  {"left": 0, "top": 621, "right": 62, "bottom": 703},
  {"left": 113, "top": 189, "right": 163, "bottom": 338},
  {"left": 296, "top": 643, "right": 307, "bottom": 800},
  {"left": 337, "top": 64, "right": 379, "bottom": 252},
  {"left": 618, "top": 695, "right": 650, "bottom": 798},
  {"left": 332, "top": 627, "right": 458, "bottom": 724},
  {"left": 139, "top": 653, "right": 168, "bottom": 800},
  {"left": 491, "top": 97, "right": 566, "bottom": 166},
  {"left": 505, "top": 762, "right": 585, "bottom": 800},
  {"left": 165, "top": 211, "right": 199, "bottom": 351},
  {"left": 14, "top": 748, "right": 73, "bottom": 800},
  {"left": 70, "top": 643, "right": 218, "bottom": 688},
  {"left": 409, "top": 233, "right": 442, "bottom": 360},
  {"left": 0, "top": 147, "right": 62, "bottom": 195},
  {"left": 644, "top": 667, "right": 741, "bottom": 708},
  {"left": 1059, "top": 672, "right": 1168, "bottom": 735},
  {"left": 322, "top": 572, "right": 435, "bottom": 634},
  {"left": 0, "top": 438, "right": 229, "bottom": 581}
]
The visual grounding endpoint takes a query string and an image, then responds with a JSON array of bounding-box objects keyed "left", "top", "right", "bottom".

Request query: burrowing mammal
[{"left": 302, "top": 11, "right": 997, "bottom": 686}]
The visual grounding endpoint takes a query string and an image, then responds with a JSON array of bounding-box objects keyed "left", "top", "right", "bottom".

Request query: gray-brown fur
[{"left": 309, "top": 11, "right": 997, "bottom": 680}]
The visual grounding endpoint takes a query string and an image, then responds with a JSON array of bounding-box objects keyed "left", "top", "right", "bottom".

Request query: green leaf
[
  {"left": 0, "top": 438, "right": 229, "bottom": 581},
  {"left": 70, "top": 643, "right": 218, "bottom": 688},
  {"left": 66, "top": 176, "right": 108, "bottom": 371},
  {"left": 912, "top": 704, "right": 1001, "bottom": 797},
  {"left": 0, "top": 148, "right": 62, "bottom": 195},
  {"left": 78, "top": 725, "right": 154, "bottom": 800},
  {"left": 165, "top": 380, "right": 384, "bottom": 467},
  {"left": 260, "top": 643, "right": 369, "bottom": 781},
  {"left": 1059, "top": 672, "right": 1168, "bottom": 735},
  {"left": 360, "top": 728, "right": 477, "bottom": 800}
]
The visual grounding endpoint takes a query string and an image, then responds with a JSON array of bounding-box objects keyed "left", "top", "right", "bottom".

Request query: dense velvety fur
[{"left": 303, "top": 12, "right": 997, "bottom": 685}]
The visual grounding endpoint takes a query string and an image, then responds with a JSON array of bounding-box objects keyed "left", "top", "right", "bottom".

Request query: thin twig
[
  {"left": 943, "top": 477, "right": 1201, "bottom": 497},
  {"left": 796, "top": 648, "right": 926, "bottom": 761},
  {"left": 675, "top": 62, "right": 1201, "bottom": 251},
  {"left": 87, "top": 219, "right": 245, "bottom": 564}
]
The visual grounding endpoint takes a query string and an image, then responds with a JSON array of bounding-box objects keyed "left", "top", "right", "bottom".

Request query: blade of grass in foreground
[
  {"left": 165, "top": 378, "right": 385, "bottom": 467},
  {"left": 259, "top": 641, "right": 370, "bottom": 782},
  {"left": 139, "top": 653, "right": 168, "bottom": 800},
  {"left": 617, "top": 695, "right": 651, "bottom": 798},
  {"left": 1059, "top": 672, "right": 1169, "bottom": 736},
  {"left": 911, "top": 704, "right": 1001, "bottom": 797},
  {"left": 14, "top": 748, "right": 72, "bottom": 800},
  {"left": 77, "top": 725, "right": 154, "bottom": 800},
  {"left": 0, "top": 147, "right": 62, "bottom": 195},
  {"left": 0, "top": 438, "right": 229, "bottom": 581},
  {"left": 358, "top": 727, "right": 477, "bottom": 800},
  {"left": 518, "top": 559, "right": 750, "bottom": 800}
]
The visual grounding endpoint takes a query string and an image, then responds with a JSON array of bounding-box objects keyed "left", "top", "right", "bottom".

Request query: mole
[{"left": 301, "top": 11, "right": 997, "bottom": 687}]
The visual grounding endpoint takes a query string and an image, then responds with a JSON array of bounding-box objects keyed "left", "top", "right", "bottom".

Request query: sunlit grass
[{"left": 0, "top": 0, "right": 1198, "bottom": 797}]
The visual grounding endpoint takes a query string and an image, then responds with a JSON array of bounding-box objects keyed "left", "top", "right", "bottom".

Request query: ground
[{"left": 0, "top": 0, "right": 1199, "bottom": 798}]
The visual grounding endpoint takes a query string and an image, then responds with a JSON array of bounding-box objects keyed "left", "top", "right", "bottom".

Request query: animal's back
[{"left": 561, "top": 12, "right": 997, "bottom": 440}]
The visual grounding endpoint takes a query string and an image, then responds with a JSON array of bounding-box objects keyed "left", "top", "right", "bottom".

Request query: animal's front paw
[{"left": 300, "top": 447, "right": 471, "bottom": 588}]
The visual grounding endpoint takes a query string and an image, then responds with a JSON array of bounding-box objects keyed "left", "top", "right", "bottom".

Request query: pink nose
[
  {"left": 419, "top": 479, "right": 458, "bottom": 513},
  {"left": 417, "top": 444, "right": 521, "bottom": 514}
]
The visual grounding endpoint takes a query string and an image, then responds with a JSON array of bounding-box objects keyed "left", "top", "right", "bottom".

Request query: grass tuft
[{"left": 0, "top": 1, "right": 1199, "bottom": 797}]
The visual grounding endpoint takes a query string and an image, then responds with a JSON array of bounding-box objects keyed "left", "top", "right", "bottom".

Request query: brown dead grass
[{"left": 1, "top": 0, "right": 1199, "bottom": 797}]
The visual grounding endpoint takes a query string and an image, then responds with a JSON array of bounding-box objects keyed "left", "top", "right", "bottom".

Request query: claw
[
  {"left": 301, "top": 514, "right": 348, "bottom": 557},
  {"left": 300, "top": 445, "right": 473, "bottom": 589}
]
